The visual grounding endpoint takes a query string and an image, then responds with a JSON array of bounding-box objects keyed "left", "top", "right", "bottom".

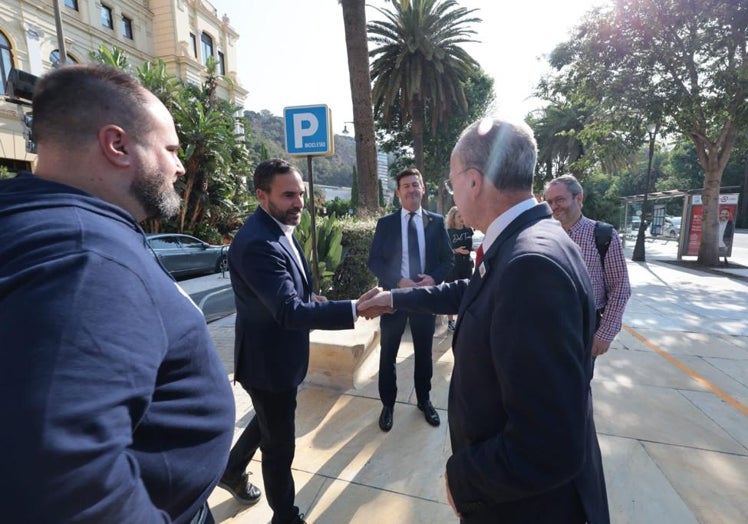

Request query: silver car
[{"left": 146, "top": 234, "right": 228, "bottom": 278}]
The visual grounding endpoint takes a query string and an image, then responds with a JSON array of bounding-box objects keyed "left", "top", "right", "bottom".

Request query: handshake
[{"left": 355, "top": 287, "right": 394, "bottom": 319}]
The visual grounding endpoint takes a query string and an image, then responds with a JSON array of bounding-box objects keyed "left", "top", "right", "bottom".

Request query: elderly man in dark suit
[
  {"left": 368, "top": 167, "right": 453, "bottom": 432},
  {"left": 360, "top": 119, "right": 609, "bottom": 523},
  {"left": 220, "top": 159, "right": 373, "bottom": 524}
]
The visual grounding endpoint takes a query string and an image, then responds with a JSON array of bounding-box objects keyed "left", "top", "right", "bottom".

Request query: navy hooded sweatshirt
[{"left": 0, "top": 173, "right": 235, "bottom": 523}]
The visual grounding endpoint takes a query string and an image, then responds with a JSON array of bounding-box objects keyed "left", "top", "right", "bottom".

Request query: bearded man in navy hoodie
[{"left": 0, "top": 65, "right": 234, "bottom": 523}]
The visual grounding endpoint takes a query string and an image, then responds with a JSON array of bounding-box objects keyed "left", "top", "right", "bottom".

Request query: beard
[
  {"left": 267, "top": 199, "right": 302, "bottom": 225},
  {"left": 130, "top": 165, "right": 181, "bottom": 221}
]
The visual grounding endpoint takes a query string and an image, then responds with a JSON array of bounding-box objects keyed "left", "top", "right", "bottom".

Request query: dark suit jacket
[
  {"left": 392, "top": 203, "right": 609, "bottom": 523},
  {"left": 229, "top": 207, "right": 354, "bottom": 391},
  {"left": 368, "top": 209, "right": 453, "bottom": 289}
]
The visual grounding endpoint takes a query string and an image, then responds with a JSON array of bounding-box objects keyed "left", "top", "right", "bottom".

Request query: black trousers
[
  {"left": 224, "top": 385, "right": 299, "bottom": 524},
  {"left": 378, "top": 309, "right": 435, "bottom": 407}
]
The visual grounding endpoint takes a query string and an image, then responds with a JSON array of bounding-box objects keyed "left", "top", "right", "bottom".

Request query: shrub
[
  {"left": 327, "top": 217, "right": 378, "bottom": 300},
  {"left": 295, "top": 210, "right": 344, "bottom": 294}
]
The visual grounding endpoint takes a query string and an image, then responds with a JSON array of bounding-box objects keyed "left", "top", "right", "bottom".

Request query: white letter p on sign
[{"left": 293, "top": 113, "right": 318, "bottom": 148}]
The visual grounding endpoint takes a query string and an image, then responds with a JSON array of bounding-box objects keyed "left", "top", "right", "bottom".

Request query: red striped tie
[{"left": 475, "top": 244, "right": 484, "bottom": 267}]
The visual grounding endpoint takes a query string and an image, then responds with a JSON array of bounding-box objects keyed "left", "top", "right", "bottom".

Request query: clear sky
[{"left": 208, "top": 0, "right": 601, "bottom": 135}]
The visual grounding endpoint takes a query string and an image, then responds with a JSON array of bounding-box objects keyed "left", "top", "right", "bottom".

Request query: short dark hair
[
  {"left": 32, "top": 64, "right": 153, "bottom": 147},
  {"left": 395, "top": 167, "right": 422, "bottom": 188},
  {"left": 253, "top": 158, "right": 302, "bottom": 193},
  {"left": 453, "top": 118, "right": 537, "bottom": 192}
]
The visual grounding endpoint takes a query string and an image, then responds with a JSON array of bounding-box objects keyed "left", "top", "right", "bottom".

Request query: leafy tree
[
  {"left": 340, "top": 0, "right": 379, "bottom": 215},
  {"left": 369, "top": 0, "right": 480, "bottom": 204},
  {"left": 544, "top": 0, "right": 747, "bottom": 265}
]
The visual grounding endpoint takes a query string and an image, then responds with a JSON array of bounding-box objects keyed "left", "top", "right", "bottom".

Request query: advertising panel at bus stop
[{"left": 684, "top": 193, "right": 739, "bottom": 257}]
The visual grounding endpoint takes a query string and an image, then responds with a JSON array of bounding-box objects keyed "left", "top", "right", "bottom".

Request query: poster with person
[{"left": 685, "top": 193, "right": 739, "bottom": 257}]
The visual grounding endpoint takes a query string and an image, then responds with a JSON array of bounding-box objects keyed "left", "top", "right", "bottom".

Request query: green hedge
[{"left": 327, "top": 217, "right": 378, "bottom": 300}]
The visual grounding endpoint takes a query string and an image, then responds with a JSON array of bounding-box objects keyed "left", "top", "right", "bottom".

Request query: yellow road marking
[{"left": 623, "top": 325, "right": 748, "bottom": 417}]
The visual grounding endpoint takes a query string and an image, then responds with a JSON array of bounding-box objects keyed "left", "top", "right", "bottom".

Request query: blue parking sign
[{"left": 283, "top": 105, "right": 333, "bottom": 156}]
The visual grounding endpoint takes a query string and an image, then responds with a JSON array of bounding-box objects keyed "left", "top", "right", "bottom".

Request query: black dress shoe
[
  {"left": 218, "top": 472, "right": 262, "bottom": 505},
  {"left": 417, "top": 401, "right": 440, "bottom": 427},
  {"left": 378, "top": 405, "right": 393, "bottom": 432}
]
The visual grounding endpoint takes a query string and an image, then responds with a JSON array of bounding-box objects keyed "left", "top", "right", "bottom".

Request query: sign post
[{"left": 283, "top": 105, "right": 334, "bottom": 294}]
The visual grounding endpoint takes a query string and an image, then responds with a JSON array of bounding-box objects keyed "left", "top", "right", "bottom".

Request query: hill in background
[{"left": 244, "top": 110, "right": 357, "bottom": 188}]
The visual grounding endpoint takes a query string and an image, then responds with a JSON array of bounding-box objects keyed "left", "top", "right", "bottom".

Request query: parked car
[
  {"left": 662, "top": 216, "right": 681, "bottom": 238},
  {"left": 649, "top": 216, "right": 681, "bottom": 238},
  {"left": 146, "top": 233, "right": 228, "bottom": 278}
]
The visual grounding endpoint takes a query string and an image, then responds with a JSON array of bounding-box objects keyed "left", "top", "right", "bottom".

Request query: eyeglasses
[{"left": 444, "top": 167, "right": 479, "bottom": 195}]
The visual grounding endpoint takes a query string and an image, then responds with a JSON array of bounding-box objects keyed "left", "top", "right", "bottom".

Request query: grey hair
[
  {"left": 544, "top": 174, "right": 584, "bottom": 197},
  {"left": 452, "top": 118, "right": 537, "bottom": 192}
]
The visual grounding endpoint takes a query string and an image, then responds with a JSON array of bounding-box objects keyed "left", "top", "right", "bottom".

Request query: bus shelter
[{"left": 620, "top": 187, "right": 740, "bottom": 261}]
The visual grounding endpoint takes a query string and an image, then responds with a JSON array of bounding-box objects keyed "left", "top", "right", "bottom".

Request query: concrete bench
[{"left": 306, "top": 317, "right": 380, "bottom": 391}]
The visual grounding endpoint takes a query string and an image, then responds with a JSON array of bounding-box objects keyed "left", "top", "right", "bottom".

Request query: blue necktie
[{"left": 408, "top": 212, "right": 421, "bottom": 280}]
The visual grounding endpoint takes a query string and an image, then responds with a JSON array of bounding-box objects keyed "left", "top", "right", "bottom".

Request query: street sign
[{"left": 283, "top": 104, "right": 334, "bottom": 156}]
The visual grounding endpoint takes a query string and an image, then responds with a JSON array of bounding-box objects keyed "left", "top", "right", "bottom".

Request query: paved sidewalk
[{"left": 202, "top": 232, "right": 748, "bottom": 524}]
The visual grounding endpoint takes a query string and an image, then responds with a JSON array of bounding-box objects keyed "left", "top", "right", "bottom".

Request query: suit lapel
[{"left": 258, "top": 207, "right": 310, "bottom": 291}]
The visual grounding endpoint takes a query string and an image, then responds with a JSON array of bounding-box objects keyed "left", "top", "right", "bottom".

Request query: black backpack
[{"left": 594, "top": 221, "right": 613, "bottom": 270}]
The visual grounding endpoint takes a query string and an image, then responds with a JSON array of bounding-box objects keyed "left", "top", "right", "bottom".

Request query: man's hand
[
  {"left": 397, "top": 277, "right": 419, "bottom": 288},
  {"left": 591, "top": 335, "right": 612, "bottom": 356},
  {"left": 454, "top": 247, "right": 469, "bottom": 256},
  {"left": 356, "top": 288, "right": 394, "bottom": 319},
  {"left": 416, "top": 274, "right": 435, "bottom": 286},
  {"left": 311, "top": 293, "right": 327, "bottom": 303},
  {"left": 445, "top": 471, "right": 462, "bottom": 519}
]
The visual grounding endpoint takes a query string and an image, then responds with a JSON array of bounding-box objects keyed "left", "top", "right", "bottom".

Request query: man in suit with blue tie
[
  {"left": 368, "top": 168, "right": 454, "bottom": 432},
  {"left": 220, "top": 159, "right": 373, "bottom": 524},
  {"left": 359, "top": 119, "right": 609, "bottom": 523}
]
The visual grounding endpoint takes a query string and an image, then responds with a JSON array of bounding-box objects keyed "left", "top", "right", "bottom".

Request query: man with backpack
[{"left": 544, "top": 175, "right": 631, "bottom": 357}]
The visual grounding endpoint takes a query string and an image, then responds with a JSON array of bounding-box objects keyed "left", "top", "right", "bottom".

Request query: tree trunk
[
  {"left": 341, "top": 0, "right": 379, "bottom": 217},
  {"left": 694, "top": 124, "right": 738, "bottom": 266},
  {"left": 412, "top": 97, "right": 426, "bottom": 209}
]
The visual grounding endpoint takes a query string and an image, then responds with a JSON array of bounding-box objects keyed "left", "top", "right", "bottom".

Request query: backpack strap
[{"left": 594, "top": 221, "right": 613, "bottom": 270}]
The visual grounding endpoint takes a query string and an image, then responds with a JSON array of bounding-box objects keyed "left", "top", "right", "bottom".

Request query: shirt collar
[
  {"left": 401, "top": 207, "right": 423, "bottom": 219},
  {"left": 481, "top": 197, "right": 539, "bottom": 253}
]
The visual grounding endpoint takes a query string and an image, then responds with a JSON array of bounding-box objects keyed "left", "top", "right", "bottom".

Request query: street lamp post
[
  {"left": 341, "top": 121, "right": 355, "bottom": 135},
  {"left": 632, "top": 123, "right": 657, "bottom": 261}
]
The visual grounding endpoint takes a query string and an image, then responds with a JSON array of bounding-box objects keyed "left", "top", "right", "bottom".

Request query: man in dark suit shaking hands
[
  {"left": 360, "top": 119, "right": 609, "bottom": 523},
  {"left": 368, "top": 168, "right": 453, "bottom": 432},
  {"left": 220, "top": 159, "right": 373, "bottom": 524}
]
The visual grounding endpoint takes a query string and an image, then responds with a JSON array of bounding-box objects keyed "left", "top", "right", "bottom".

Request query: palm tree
[
  {"left": 340, "top": 0, "right": 379, "bottom": 215},
  {"left": 368, "top": 0, "right": 480, "bottom": 195}
]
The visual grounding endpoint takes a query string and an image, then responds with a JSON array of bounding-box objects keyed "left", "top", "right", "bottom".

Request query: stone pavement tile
[
  {"left": 705, "top": 354, "right": 748, "bottom": 387},
  {"left": 593, "top": 381, "right": 745, "bottom": 454},
  {"left": 680, "top": 390, "right": 748, "bottom": 452},
  {"left": 345, "top": 325, "right": 453, "bottom": 411},
  {"left": 596, "top": 346, "right": 708, "bottom": 391},
  {"left": 599, "top": 435, "right": 697, "bottom": 524},
  {"left": 209, "top": 462, "right": 323, "bottom": 523},
  {"left": 632, "top": 329, "right": 747, "bottom": 359},
  {"left": 643, "top": 442, "right": 748, "bottom": 524},
  {"left": 292, "top": 388, "right": 450, "bottom": 503},
  {"left": 719, "top": 334, "right": 748, "bottom": 351},
  {"left": 307, "top": 477, "right": 455, "bottom": 523},
  {"left": 679, "top": 355, "right": 748, "bottom": 404}
]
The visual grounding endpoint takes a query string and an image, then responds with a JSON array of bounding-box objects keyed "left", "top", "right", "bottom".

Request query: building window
[
  {"left": 217, "top": 51, "right": 225, "bottom": 75},
  {"left": 0, "top": 32, "right": 13, "bottom": 95},
  {"left": 190, "top": 33, "right": 197, "bottom": 58},
  {"left": 50, "top": 50, "right": 78, "bottom": 67},
  {"left": 65, "top": 0, "right": 78, "bottom": 10},
  {"left": 121, "top": 16, "right": 133, "bottom": 39},
  {"left": 200, "top": 32, "right": 213, "bottom": 65},
  {"left": 101, "top": 5, "right": 113, "bottom": 29}
]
